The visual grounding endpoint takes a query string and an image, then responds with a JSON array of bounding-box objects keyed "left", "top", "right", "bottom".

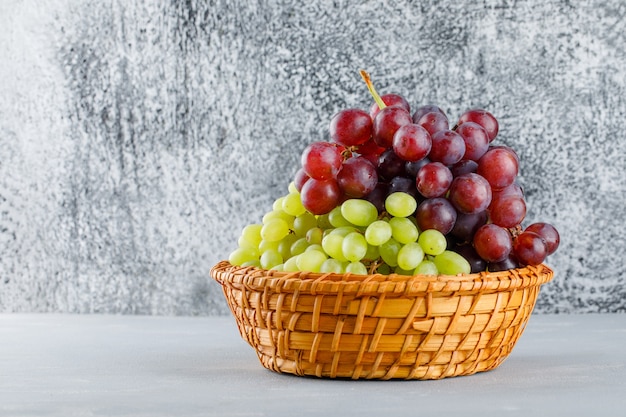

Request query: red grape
[
  {"left": 372, "top": 106, "right": 412, "bottom": 148},
  {"left": 448, "top": 173, "right": 492, "bottom": 214},
  {"left": 488, "top": 195, "right": 526, "bottom": 228},
  {"left": 392, "top": 123, "right": 432, "bottom": 161},
  {"left": 493, "top": 182, "right": 524, "bottom": 200},
  {"left": 450, "top": 210, "right": 488, "bottom": 243},
  {"left": 389, "top": 176, "right": 419, "bottom": 199},
  {"left": 488, "top": 255, "right": 519, "bottom": 272},
  {"left": 473, "top": 224, "right": 512, "bottom": 263},
  {"left": 458, "top": 109, "right": 499, "bottom": 142},
  {"left": 455, "top": 122, "right": 490, "bottom": 161},
  {"left": 451, "top": 160, "right": 478, "bottom": 177},
  {"left": 293, "top": 168, "right": 310, "bottom": 192},
  {"left": 525, "top": 222, "right": 560, "bottom": 255},
  {"left": 300, "top": 178, "right": 342, "bottom": 215},
  {"left": 329, "top": 108, "right": 373, "bottom": 147},
  {"left": 365, "top": 182, "right": 390, "bottom": 213},
  {"left": 415, "top": 197, "right": 457, "bottom": 235},
  {"left": 417, "top": 111, "right": 449, "bottom": 136},
  {"left": 429, "top": 130, "right": 466, "bottom": 166},
  {"left": 513, "top": 231, "right": 547, "bottom": 266},
  {"left": 337, "top": 156, "right": 378, "bottom": 198},
  {"left": 412, "top": 105, "right": 446, "bottom": 123},
  {"left": 490, "top": 144, "right": 519, "bottom": 164},
  {"left": 477, "top": 147, "right": 519, "bottom": 190},
  {"left": 301, "top": 141, "right": 344, "bottom": 180},
  {"left": 405, "top": 157, "right": 431, "bottom": 178},
  {"left": 416, "top": 162, "right": 453, "bottom": 198},
  {"left": 369, "top": 93, "right": 410, "bottom": 119},
  {"left": 377, "top": 148, "right": 406, "bottom": 180},
  {"left": 356, "top": 138, "right": 386, "bottom": 165},
  {"left": 453, "top": 243, "right": 487, "bottom": 273}
]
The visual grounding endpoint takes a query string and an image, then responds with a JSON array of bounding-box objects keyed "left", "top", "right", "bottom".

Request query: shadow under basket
[{"left": 211, "top": 260, "right": 554, "bottom": 380}]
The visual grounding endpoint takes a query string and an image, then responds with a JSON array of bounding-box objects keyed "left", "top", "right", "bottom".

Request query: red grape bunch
[
  {"left": 229, "top": 71, "right": 559, "bottom": 275},
  {"left": 292, "top": 70, "right": 559, "bottom": 271}
]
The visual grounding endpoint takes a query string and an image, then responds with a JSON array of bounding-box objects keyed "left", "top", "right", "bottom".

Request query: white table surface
[{"left": 0, "top": 313, "right": 624, "bottom": 416}]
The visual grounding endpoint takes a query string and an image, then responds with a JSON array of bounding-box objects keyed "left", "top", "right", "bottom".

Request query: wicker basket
[{"left": 211, "top": 260, "right": 553, "bottom": 380}]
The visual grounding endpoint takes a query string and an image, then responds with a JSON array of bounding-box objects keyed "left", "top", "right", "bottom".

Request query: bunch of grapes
[{"left": 229, "top": 71, "right": 559, "bottom": 275}]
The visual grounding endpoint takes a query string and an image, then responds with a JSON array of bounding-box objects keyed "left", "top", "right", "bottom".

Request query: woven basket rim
[{"left": 211, "top": 260, "right": 554, "bottom": 296}]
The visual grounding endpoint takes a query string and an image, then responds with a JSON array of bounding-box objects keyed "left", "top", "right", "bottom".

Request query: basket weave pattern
[{"left": 211, "top": 261, "right": 553, "bottom": 380}]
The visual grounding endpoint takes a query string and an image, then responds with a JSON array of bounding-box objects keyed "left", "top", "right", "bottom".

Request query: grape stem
[
  {"left": 508, "top": 224, "right": 523, "bottom": 239},
  {"left": 359, "top": 70, "right": 387, "bottom": 111},
  {"left": 368, "top": 259, "right": 382, "bottom": 275}
]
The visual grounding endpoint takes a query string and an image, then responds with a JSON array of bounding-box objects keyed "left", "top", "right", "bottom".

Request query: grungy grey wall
[{"left": 1, "top": 0, "right": 624, "bottom": 315}]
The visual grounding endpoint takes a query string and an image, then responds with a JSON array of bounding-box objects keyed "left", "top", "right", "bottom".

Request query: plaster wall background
[{"left": 1, "top": 0, "right": 624, "bottom": 314}]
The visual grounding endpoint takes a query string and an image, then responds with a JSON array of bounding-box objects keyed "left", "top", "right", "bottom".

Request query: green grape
[
  {"left": 273, "top": 196, "right": 286, "bottom": 211},
  {"left": 414, "top": 260, "right": 439, "bottom": 276},
  {"left": 364, "top": 220, "right": 393, "bottom": 246},
  {"left": 241, "top": 259, "right": 261, "bottom": 268},
  {"left": 305, "top": 227, "right": 323, "bottom": 245},
  {"left": 269, "top": 263, "right": 284, "bottom": 271},
  {"left": 329, "top": 206, "right": 353, "bottom": 227},
  {"left": 239, "top": 224, "right": 263, "bottom": 249},
  {"left": 345, "top": 261, "right": 368, "bottom": 275},
  {"left": 229, "top": 247, "right": 259, "bottom": 266},
  {"left": 376, "top": 263, "right": 392, "bottom": 275},
  {"left": 290, "top": 237, "right": 309, "bottom": 256},
  {"left": 283, "top": 255, "right": 300, "bottom": 272},
  {"left": 277, "top": 233, "right": 298, "bottom": 259},
  {"left": 320, "top": 258, "right": 345, "bottom": 273},
  {"left": 379, "top": 237, "right": 401, "bottom": 267},
  {"left": 288, "top": 181, "right": 298, "bottom": 194},
  {"left": 341, "top": 199, "right": 378, "bottom": 227},
  {"left": 237, "top": 235, "right": 254, "bottom": 250},
  {"left": 305, "top": 243, "right": 324, "bottom": 252},
  {"left": 389, "top": 217, "right": 419, "bottom": 244},
  {"left": 394, "top": 266, "right": 415, "bottom": 276},
  {"left": 342, "top": 232, "right": 368, "bottom": 262},
  {"left": 330, "top": 226, "right": 359, "bottom": 236},
  {"left": 258, "top": 239, "right": 280, "bottom": 254},
  {"left": 397, "top": 242, "right": 425, "bottom": 271},
  {"left": 363, "top": 244, "right": 380, "bottom": 262},
  {"left": 433, "top": 251, "right": 471, "bottom": 275},
  {"left": 261, "top": 218, "right": 290, "bottom": 242},
  {"left": 260, "top": 248, "right": 283, "bottom": 269},
  {"left": 241, "top": 223, "right": 263, "bottom": 246},
  {"left": 317, "top": 213, "right": 333, "bottom": 229},
  {"left": 263, "top": 210, "right": 295, "bottom": 229},
  {"left": 296, "top": 249, "right": 328, "bottom": 272},
  {"left": 293, "top": 212, "right": 318, "bottom": 236},
  {"left": 322, "top": 233, "right": 347, "bottom": 262},
  {"left": 385, "top": 192, "right": 417, "bottom": 218},
  {"left": 282, "top": 192, "right": 306, "bottom": 217},
  {"left": 418, "top": 229, "right": 447, "bottom": 255}
]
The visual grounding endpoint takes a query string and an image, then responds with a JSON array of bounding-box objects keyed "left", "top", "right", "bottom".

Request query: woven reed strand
[{"left": 211, "top": 261, "right": 553, "bottom": 380}]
